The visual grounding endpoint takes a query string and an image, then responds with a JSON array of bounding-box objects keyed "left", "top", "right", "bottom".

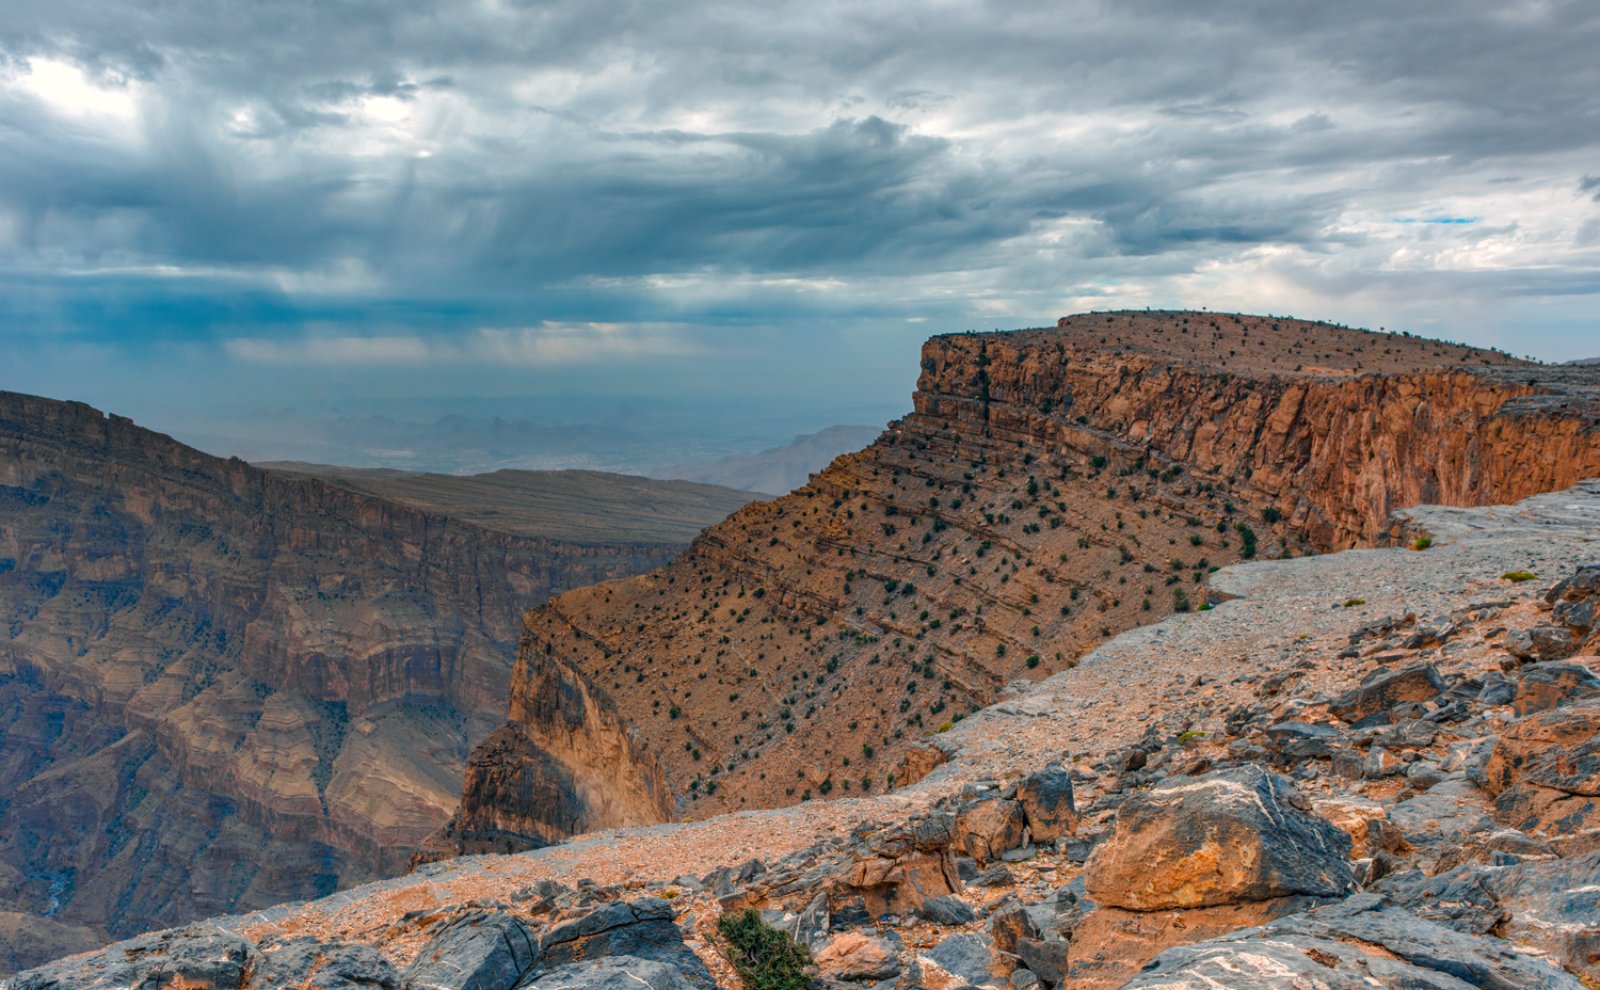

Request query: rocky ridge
[
  {"left": 0, "top": 392, "right": 746, "bottom": 970},
  {"left": 15, "top": 479, "right": 1600, "bottom": 989},
  {"left": 441, "top": 312, "right": 1600, "bottom": 853}
]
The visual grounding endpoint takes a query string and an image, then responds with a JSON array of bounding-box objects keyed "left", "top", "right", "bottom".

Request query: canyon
[
  {"left": 9, "top": 310, "right": 1600, "bottom": 989},
  {"left": 440, "top": 311, "right": 1600, "bottom": 856},
  {"left": 0, "top": 392, "right": 752, "bottom": 973},
  {"left": 15, "top": 475, "right": 1600, "bottom": 990}
]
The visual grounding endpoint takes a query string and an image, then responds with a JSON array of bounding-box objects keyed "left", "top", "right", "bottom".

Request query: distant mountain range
[
  {"left": 652, "top": 424, "right": 881, "bottom": 494},
  {"left": 159, "top": 394, "right": 903, "bottom": 480}
]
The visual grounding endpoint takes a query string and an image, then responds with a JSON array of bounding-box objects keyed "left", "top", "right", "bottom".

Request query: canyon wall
[
  {"left": 453, "top": 311, "right": 1600, "bottom": 849},
  {"left": 0, "top": 392, "right": 720, "bottom": 969},
  {"left": 424, "top": 622, "right": 675, "bottom": 857}
]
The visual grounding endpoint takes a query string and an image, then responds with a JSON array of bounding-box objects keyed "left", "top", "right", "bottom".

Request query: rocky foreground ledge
[{"left": 10, "top": 481, "right": 1600, "bottom": 990}]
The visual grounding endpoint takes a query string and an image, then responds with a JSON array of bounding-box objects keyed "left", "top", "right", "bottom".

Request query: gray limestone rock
[
  {"left": 2, "top": 925, "right": 253, "bottom": 990},
  {"left": 405, "top": 911, "right": 540, "bottom": 990},
  {"left": 538, "top": 898, "right": 712, "bottom": 990},
  {"left": 1121, "top": 895, "right": 1585, "bottom": 989},
  {"left": 1330, "top": 663, "right": 1445, "bottom": 723},
  {"left": 919, "top": 895, "right": 978, "bottom": 926},
  {"left": 253, "top": 936, "right": 400, "bottom": 990},
  {"left": 925, "top": 933, "right": 1003, "bottom": 988},
  {"left": 1507, "top": 625, "right": 1576, "bottom": 663},
  {"left": 1014, "top": 764, "right": 1078, "bottom": 842},
  {"left": 514, "top": 956, "right": 697, "bottom": 990}
]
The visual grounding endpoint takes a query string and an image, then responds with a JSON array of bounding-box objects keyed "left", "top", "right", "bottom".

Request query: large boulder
[
  {"left": 1083, "top": 766, "right": 1352, "bottom": 910},
  {"left": 3, "top": 925, "right": 253, "bottom": 990},
  {"left": 1120, "top": 894, "right": 1585, "bottom": 989},
  {"left": 537, "top": 898, "right": 712, "bottom": 989},
  {"left": 1482, "top": 699, "right": 1600, "bottom": 834},
  {"left": 1547, "top": 564, "right": 1600, "bottom": 638},
  {"left": 252, "top": 936, "right": 400, "bottom": 990},
  {"left": 1015, "top": 764, "right": 1078, "bottom": 842},
  {"left": 1492, "top": 849, "right": 1600, "bottom": 984},
  {"left": 1513, "top": 660, "right": 1600, "bottom": 716},
  {"left": 813, "top": 933, "right": 900, "bottom": 982},
  {"left": 956, "top": 799, "right": 1027, "bottom": 864},
  {"left": 1330, "top": 663, "right": 1444, "bottom": 723},
  {"left": 405, "top": 911, "right": 540, "bottom": 990},
  {"left": 922, "top": 933, "right": 1005, "bottom": 988},
  {"left": 514, "top": 956, "right": 697, "bottom": 990}
]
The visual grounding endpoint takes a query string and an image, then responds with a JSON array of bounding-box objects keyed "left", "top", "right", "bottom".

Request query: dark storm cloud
[{"left": 0, "top": 0, "right": 1596, "bottom": 370}]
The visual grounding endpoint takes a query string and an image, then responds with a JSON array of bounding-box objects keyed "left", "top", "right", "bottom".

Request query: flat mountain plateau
[
  {"left": 435, "top": 311, "right": 1600, "bottom": 859},
  {"left": 257, "top": 464, "right": 755, "bottom": 545},
  {"left": 0, "top": 394, "right": 752, "bottom": 973},
  {"left": 17, "top": 479, "right": 1600, "bottom": 989}
]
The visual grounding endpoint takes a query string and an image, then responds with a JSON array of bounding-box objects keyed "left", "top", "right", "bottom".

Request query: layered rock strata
[
  {"left": 452, "top": 313, "right": 1600, "bottom": 847},
  {"left": 0, "top": 392, "right": 737, "bottom": 969}
]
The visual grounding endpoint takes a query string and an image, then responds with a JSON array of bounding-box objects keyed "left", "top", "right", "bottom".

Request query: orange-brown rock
[
  {"left": 423, "top": 632, "right": 674, "bottom": 856},
  {"left": 451, "top": 312, "right": 1600, "bottom": 850},
  {"left": 813, "top": 932, "right": 900, "bottom": 982},
  {"left": 1482, "top": 699, "right": 1600, "bottom": 835},
  {"left": 1082, "top": 766, "right": 1351, "bottom": 911},
  {"left": 1062, "top": 898, "right": 1314, "bottom": 990}
]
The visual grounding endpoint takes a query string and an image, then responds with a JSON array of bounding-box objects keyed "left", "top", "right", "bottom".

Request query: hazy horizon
[{"left": 3, "top": 1, "right": 1598, "bottom": 454}]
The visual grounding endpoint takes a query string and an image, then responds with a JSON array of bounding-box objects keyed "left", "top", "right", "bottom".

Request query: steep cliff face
[
  {"left": 454, "top": 311, "right": 1600, "bottom": 846},
  {"left": 0, "top": 392, "right": 732, "bottom": 970},
  {"left": 925, "top": 318, "right": 1600, "bottom": 548},
  {"left": 423, "top": 627, "right": 675, "bottom": 857}
]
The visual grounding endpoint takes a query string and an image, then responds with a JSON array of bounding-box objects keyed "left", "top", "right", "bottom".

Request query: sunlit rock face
[{"left": 449, "top": 311, "right": 1600, "bottom": 846}]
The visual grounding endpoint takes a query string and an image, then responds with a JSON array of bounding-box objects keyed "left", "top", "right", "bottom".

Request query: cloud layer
[{"left": 2, "top": 0, "right": 1598, "bottom": 435}]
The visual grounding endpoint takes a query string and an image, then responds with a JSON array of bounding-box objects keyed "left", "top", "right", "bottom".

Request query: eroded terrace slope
[{"left": 438, "top": 312, "right": 1600, "bottom": 852}]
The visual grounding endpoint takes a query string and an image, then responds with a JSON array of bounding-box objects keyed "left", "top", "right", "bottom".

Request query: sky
[{"left": 2, "top": 0, "right": 1598, "bottom": 464}]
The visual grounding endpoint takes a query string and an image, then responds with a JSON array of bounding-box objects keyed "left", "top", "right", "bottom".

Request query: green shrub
[
  {"left": 1411, "top": 536, "right": 1433, "bottom": 551},
  {"left": 718, "top": 909, "right": 812, "bottom": 990},
  {"left": 1501, "top": 570, "right": 1536, "bottom": 583},
  {"left": 1342, "top": 598, "right": 1366, "bottom": 608}
]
